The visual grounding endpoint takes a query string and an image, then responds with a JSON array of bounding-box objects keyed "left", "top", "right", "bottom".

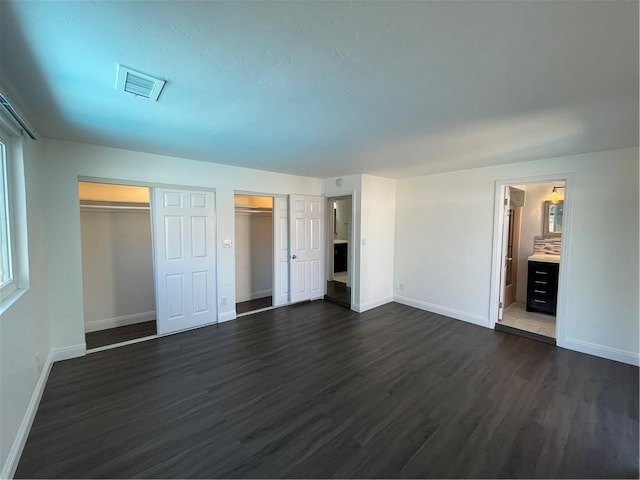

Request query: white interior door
[
  {"left": 273, "top": 196, "right": 289, "bottom": 307},
  {"left": 152, "top": 188, "right": 217, "bottom": 335},
  {"left": 498, "top": 186, "right": 511, "bottom": 322},
  {"left": 289, "top": 195, "right": 325, "bottom": 303}
]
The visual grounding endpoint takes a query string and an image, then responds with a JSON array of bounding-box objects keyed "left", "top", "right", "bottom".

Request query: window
[{"left": 0, "top": 135, "right": 15, "bottom": 299}]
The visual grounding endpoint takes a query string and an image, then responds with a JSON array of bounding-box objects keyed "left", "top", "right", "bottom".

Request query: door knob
[{"left": 291, "top": 255, "right": 297, "bottom": 259}]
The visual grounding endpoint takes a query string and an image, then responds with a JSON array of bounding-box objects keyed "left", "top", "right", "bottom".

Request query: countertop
[
  {"left": 528, "top": 253, "right": 560, "bottom": 264},
  {"left": 334, "top": 240, "right": 348, "bottom": 245}
]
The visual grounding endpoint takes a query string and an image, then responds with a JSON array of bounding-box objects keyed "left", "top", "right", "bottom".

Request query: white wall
[
  {"left": 39, "top": 138, "right": 321, "bottom": 353},
  {"left": 334, "top": 198, "right": 351, "bottom": 241},
  {"left": 358, "top": 174, "right": 396, "bottom": 311},
  {"left": 0, "top": 137, "right": 51, "bottom": 476},
  {"left": 394, "top": 147, "right": 639, "bottom": 365},
  {"left": 234, "top": 211, "right": 273, "bottom": 302},
  {"left": 80, "top": 208, "right": 155, "bottom": 331},
  {"left": 321, "top": 174, "right": 397, "bottom": 313},
  {"left": 514, "top": 181, "right": 559, "bottom": 303}
]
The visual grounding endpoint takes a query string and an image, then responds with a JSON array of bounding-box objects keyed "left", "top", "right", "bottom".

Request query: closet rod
[{"left": 235, "top": 206, "right": 272, "bottom": 214}]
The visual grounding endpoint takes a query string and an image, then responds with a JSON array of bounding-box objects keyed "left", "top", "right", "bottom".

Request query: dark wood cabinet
[
  {"left": 334, "top": 243, "right": 348, "bottom": 273},
  {"left": 526, "top": 261, "right": 559, "bottom": 315}
]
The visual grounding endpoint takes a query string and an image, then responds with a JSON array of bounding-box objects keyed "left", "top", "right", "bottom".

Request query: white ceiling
[{"left": 1, "top": 1, "right": 637, "bottom": 178}]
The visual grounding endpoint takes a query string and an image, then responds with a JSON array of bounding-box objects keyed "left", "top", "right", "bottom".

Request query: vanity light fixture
[{"left": 550, "top": 185, "right": 565, "bottom": 203}]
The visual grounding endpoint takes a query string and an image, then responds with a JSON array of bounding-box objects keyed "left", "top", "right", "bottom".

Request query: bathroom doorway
[
  {"left": 79, "top": 181, "right": 158, "bottom": 350},
  {"left": 234, "top": 194, "right": 274, "bottom": 315},
  {"left": 492, "top": 179, "right": 569, "bottom": 344},
  {"left": 324, "top": 196, "right": 352, "bottom": 308}
]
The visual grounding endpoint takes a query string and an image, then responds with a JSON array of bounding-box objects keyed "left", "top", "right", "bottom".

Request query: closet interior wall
[
  {"left": 79, "top": 182, "right": 156, "bottom": 332},
  {"left": 234, "top": 196, "right": 274, "bottom": 304}
]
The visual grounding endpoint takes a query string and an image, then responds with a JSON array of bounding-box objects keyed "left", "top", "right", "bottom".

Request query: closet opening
[
  {"left": 324, "top": 195, "right": 352, "bottom": 309},
  {"left": 79, "top": 181, "right": 157, "bottom": 350},
  {"left": 234, "top": 194, "right": 274, "bottom": 315},
  {"left": 493, "top": 180, "right": 567, "bottom": 344}
]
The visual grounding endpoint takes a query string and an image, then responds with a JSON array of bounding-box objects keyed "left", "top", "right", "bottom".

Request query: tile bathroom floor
[
  {"left": 333, "top": 271, "right": 348, "bottom": 283},
  {"left": 501, "top": 302, "right": 556, "bottom": 338}
]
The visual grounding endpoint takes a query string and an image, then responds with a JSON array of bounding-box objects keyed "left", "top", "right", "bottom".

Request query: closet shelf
[{"left": 80, "top": 200, "right": 150, "bottom": 211}]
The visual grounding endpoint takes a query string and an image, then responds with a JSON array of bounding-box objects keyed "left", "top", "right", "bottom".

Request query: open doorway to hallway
[{"left": 324, "top": 196, "right": 352, "bottom": 308}]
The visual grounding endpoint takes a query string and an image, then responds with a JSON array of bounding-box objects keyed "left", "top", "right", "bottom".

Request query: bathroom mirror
[{"left": 544, "top": 200, "right": 563, "bottom": 236}]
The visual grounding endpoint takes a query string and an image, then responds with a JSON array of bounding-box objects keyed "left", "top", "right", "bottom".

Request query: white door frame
[
  {"left": 497, "top": 186, "right": 511, "bottom": 323},
  {"left": 325, "top": 193, "right": 356, "bottom": 307},
  {"left": 489, "top": 172, "right": 575, "bottom": 348}
]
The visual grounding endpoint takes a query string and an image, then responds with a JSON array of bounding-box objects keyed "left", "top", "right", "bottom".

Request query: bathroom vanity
[
  {"left": 334, "top": 240, "right": 348, "bottom": 273},
  {"left": 526, "top": 254, "right": 560, "bottom": 315}
]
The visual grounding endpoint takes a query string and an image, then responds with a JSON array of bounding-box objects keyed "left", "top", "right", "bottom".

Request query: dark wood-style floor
[
  {"left": 17, "top": 301, "right": 638, "bottom": 479},
  {"left": 324, "top": 280, "right": 351, "bottom": 308},
  {"left": 236, "top": 296, "right": 273, "bottom": 315},
  {"left": 85, "top": 321, "right": 157, "bottom": 350}
]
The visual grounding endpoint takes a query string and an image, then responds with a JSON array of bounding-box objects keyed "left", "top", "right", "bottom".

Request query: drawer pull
[
  {"left": 534, "top": 280, "right": 547, "bottom": 285},
  {"left": 534, "top": 289, "right": 546, "bottom": 294},
  {"left": 533, "top": 299, "right": 547, "bottom": 304},
  {"left": 535, "top": 271, "right": 548, "bottom": 275}
]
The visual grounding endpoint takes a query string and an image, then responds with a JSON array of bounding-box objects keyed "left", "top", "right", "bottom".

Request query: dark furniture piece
[
  {"left": 526, "top": 260, "right": 559, "bottom": 315},
  {"left": 333, "top": 242, "right": 348, "bottom": 273}
]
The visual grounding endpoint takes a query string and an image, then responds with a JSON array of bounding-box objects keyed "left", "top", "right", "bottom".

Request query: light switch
[
  {"left": 362, "top": 238, "right": 367, "bottom": 246},
  {"left": 223, "top": 239, "right": 232, "bottom": 248}
]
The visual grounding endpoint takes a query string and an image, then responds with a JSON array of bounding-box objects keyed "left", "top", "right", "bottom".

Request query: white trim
[
  {"left": 235, "top": 289, "right": 272, "bottom": 303},
  {"left": 237, "top": 306, "right": 275, "bottom": 318},
  {"left": 218, "top": 310, "right": 237, "bottom": 323},
  {"left": 394, "top": 295, "right": 489, "bottom": 328},
  {"left": 0, "top": 351, "right": 53, "bottom": 480},
  {"left": 353, "top": 296, "right": 394, "bottom": 313},
  {"left": 488, "top": 173, "right": 575, "bottom": 347},
  {"left": 51, "top": 343, "right": 86, "bottom": 362},
  {"left": 86, "top": 335, "right": 158, "bottom": 354},
  {"left": 562, "top": 338, "right": 639, "bottom": 366},
  {"left": 84, "top": 311, "right": 156, "bottom": 333},
  {"left": 0, "top": 286, "right": 26, "bottom": 315}
]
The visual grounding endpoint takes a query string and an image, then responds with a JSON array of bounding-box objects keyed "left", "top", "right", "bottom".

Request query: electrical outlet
[
  {"left": 399, "top": 283, "right": 405, "bottom": 291},
  {"left": 221, "top": 297, "right": 228, "bottom": 306},
  {"left": 35, "top": 352, "right": 41, "bottom": 368}
]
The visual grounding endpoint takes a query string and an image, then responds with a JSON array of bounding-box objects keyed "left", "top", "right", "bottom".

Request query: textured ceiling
[{"left": 0, "top": 1, "right": 637, "bottom": 178}]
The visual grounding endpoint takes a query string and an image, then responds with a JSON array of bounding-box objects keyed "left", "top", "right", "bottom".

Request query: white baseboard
[
  {"left": 393, "top": 295, "right": 489, "bottom": 328},
  {"left": 235, "top": 290, "right": 273, "bottom": 303},
  {"left": 218, "top": 310, "right": 237, "bottom": 323},
  {"left": 562, "top": 338, "right": 639, "bottom": 366},
  {"left": 51, "top": 343, "right": 86, "bottom": 362},
  {"left": 84, "top": 311, "right": 156, "bottom": 333},
  {"left": 1, "top": 351, "right": 53, "bottom": 479},
  {"left": 352, "top": 296, "right": 393, "bottom": 313}
]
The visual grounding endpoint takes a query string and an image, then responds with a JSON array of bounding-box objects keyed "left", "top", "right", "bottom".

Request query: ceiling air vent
[{"left": 116, "top": 65, "right": 166, "bottom": 102}]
